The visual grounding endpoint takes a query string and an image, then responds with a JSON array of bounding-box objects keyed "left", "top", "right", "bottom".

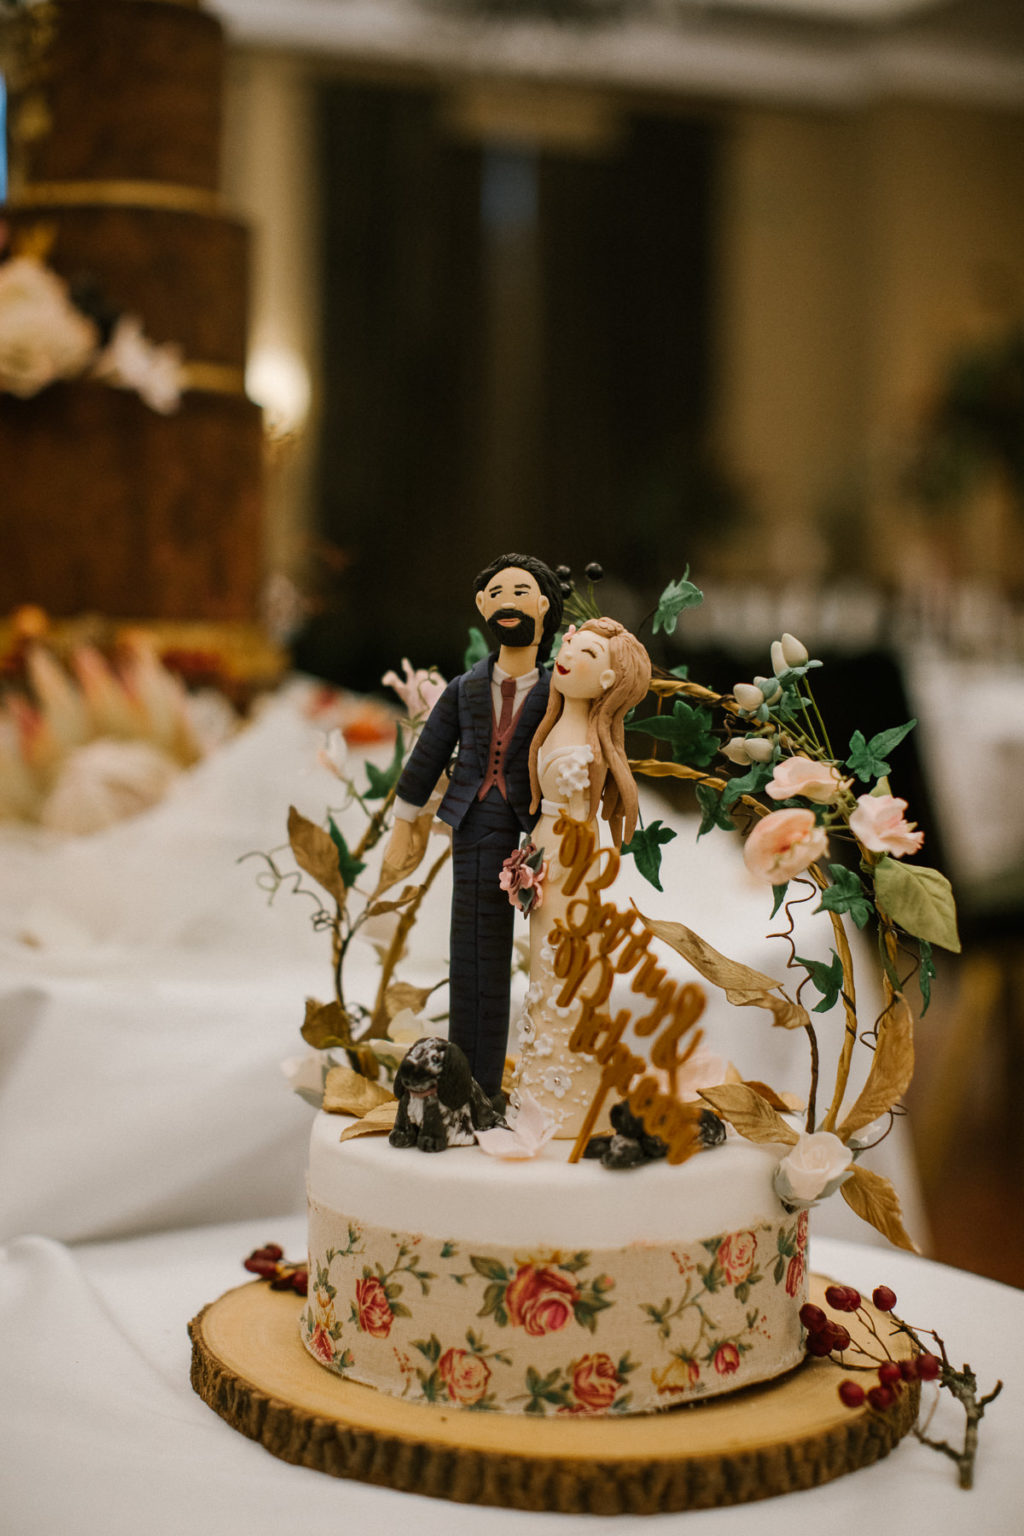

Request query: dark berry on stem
[
  {"left": 825, "top": 1284, "right": 861, "bottom": 1312},
  {"left": 830, "top": 1324, "right": 851, "bottom": 1352},
  {"left": 799, "top": 1303, "right": 827, "bottom": 1332},
  {"left": 878, "top": 1361, "right": 902, "bottom": 1387},
  {"left": 555, "top": 565, "right": 572, "bottom": 581},
  {"left": 867, "top": 1384, "right": 895, "bottom": 1411},
  {"left": 806, "top": 1329, "right": 835, "bottom": 1358},
  {"left": 872, "top": 1285, "right": 897, "bottom": 1312},
  {"left": 917, "top": 1353, "right": 941, "bottom": 1381},
  {"left": 899, "top": 1358, "right": 919, "bottom": 1382},
  {"left": 839, "top": 1381, "right": 866, "bottom": 1408},
  {"left": 584, "top": 562, "right": 604, "bottom": 582}
]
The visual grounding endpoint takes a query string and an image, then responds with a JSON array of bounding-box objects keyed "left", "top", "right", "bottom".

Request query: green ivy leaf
[
  {"left": 917, "top": 938, "right": 936, "bottom": 1016},
  {"left": 327, "top": 817, "right": 367, "bottom": 888},
  {"left": 794, "top": 949, "right": 846, "bottom": 1013},
  {"left": 815, "top": 863, "right": 875, "bottom": 930},
  {"left": 364, "top": 728, "right": 405, "bottom": 800},
  {"left": 770, "top": 882, "right": 789, "bottom": 918},
  {"left": 626, "top": 699, "right": 718, "bottom": 768},
  {"left": 873, "top": 856, "right": 961, "bottom": 952},
  {"left": 846, "top": 720, "right": 917, "bottom": 783},
  {"left": 695, "top": 783, "right": 734, "bottom": 838},
  {"left": 652, "top": 568, "right": 704, "bottom": 636},
  {"left": 720, "top": 759, "right": 774, "bottom": 811},
  {"left": 621, "top": 820, "right": 677, "bottom": 891},
  {"left": 463, "top": 626, "right": 490, "bottom": 670}
]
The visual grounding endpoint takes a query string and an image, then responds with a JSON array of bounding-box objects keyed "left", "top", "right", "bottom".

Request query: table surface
[{"left": 2, "top": 1218, "right": 1020, "bottom": 1536}]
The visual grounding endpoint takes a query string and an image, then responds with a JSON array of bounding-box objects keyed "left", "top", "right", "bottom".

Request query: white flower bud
[
  {"left": 720, "top": 738, "right": 752, "bottom": 765},
  {"left": 733, "top": 683, "right": 764, "bottom": 712},
  {"left": 743, "top": 736, "right": 774, "bottom": 763},
  {"left": 753, "top": 674, "right": 782, "bottom": 705},
  {"left": 781, "top": 632, "right": 808, "bottom": 667},
  {"left": 770, "top": 640, "right": 789, "bottom": 678}
]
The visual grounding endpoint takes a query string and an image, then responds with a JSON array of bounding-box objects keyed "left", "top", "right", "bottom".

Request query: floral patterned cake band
[{"left": 301, "top": 1200, "right": 809, "bottom": 1415}]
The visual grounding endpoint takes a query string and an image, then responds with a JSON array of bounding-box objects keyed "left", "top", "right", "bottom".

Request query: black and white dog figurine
[{"left": 389, "top": 1037, "right": 506, "bottom": 1153}]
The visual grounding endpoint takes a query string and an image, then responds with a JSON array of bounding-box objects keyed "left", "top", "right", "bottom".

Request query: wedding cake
[{"left": 0, "top": 0, "right": 263, "bottom": 625}]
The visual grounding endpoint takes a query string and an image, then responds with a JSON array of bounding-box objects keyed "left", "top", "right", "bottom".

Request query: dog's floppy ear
[
  {"left": 436, "top": 1041, "right": 471, "bottom": 1106},
  {"left": 393, "top": 1055, "right": 410, "bottom": 1099}
]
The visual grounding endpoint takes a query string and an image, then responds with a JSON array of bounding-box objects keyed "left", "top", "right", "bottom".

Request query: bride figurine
[{"left": 509, "top": 617, "right": 651, "bottom": 1139}]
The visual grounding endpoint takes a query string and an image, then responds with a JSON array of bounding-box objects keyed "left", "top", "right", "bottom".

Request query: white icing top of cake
[{"left": 308, "top": 1111, "right": 790, "bottom": 1249}]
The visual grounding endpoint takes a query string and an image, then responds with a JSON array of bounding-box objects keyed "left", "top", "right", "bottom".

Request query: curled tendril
[{"left": 238, "top": 848, "right": 332, "bottom": 919}]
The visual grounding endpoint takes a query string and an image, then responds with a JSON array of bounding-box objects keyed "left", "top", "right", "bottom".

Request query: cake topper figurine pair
[{"left": 384, "top": 553, "right": 649, "bottom": 1110}]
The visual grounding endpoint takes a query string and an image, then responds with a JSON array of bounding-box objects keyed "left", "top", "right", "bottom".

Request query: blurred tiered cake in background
[{"left": 0, "top": 0, "right": 276, "bottom": 681}]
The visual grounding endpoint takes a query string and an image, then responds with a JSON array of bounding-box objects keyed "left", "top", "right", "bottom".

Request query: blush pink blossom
[
  {"left": 381, "top": 658, "right": 447, "bottom": 722},
  {"left": 848, "top": 794, "right": 924, "bottom": 857},
  {"left": 766, "top": 755, "right": 845, "bottom": 805},
  {"left": 743, "top": 808, "right": 828, "bottom": 885}
]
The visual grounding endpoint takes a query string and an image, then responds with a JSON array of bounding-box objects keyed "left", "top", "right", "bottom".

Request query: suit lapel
[{"left": 463, "top": 657, "right": 495, "bottom": 775}]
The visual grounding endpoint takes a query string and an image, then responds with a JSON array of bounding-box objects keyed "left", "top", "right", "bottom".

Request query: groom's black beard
[{"left": 485, "top": 608, "right": 538, "bottom": 650}]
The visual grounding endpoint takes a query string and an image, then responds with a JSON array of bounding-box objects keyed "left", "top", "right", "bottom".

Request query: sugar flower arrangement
[
  {"left": 250, "top": 663, "right": 451, "bottom": 1090},
  {"left": 560, "top": 566, "right": 960, "bottom": 1252}
]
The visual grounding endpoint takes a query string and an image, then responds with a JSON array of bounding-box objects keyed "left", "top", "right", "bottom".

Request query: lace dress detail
[{"left": 510, "top": 742, "right": 605, "bottom": 1140}]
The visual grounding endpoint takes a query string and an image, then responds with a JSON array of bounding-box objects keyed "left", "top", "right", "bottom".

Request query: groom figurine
[{"left": 385, "top": 554, "right": 564, "bottom": 1097}]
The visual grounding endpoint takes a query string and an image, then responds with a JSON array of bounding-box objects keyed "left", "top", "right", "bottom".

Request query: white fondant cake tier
[{"left": 301, "top": 1113, "right": 809, "bottom": 1415}]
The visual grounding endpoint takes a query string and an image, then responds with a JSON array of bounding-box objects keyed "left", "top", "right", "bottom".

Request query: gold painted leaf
[
  {"left": 322, "top": 1067, "right": 396, "bottom": 1117},
  {"left": 836, "top": 994, "right": 915, "bottom": 1141},
  {"left": 374, "top": 812, "right": 433, "bottom": 898},
  {"left": 697, "top": 1083, "right": 799, "bottom": 1146},
  {"left": 840, "top": 1163, "right": 918, "bottom": 1252},
  {"left": 743, "top": 1080, "right": 804, "bottom": 1114},
  {"left": 362, "top": 884, "right": 423, "bottom": 920},
  {"left": 287, "top": 804, "right": 347, "bottom": 906},
  {"left": 338, "top": 1102, "right": 398, "bottom": 1141},
  {"left": 300, "top": 998, "right": 353, "bottom": 1049},
  {"left": 385, "top": 980, "right": 441, "bottom": 1020},
  {"left": 638, "top": 912, "right": 810, "bottom": 1030}
]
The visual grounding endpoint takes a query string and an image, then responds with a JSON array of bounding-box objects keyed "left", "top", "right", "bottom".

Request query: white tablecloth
[{"left": 2, "top": 1218, "right": 1019, "bottom": 1535}]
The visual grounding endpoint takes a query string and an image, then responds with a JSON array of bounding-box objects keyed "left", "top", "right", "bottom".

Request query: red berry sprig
[
  {"left": 243, "top": 1243, "right": 308, "bottom": 1296},
  {"left": 804, "top": 1280, "right": 1001, "bottom": 1490}
]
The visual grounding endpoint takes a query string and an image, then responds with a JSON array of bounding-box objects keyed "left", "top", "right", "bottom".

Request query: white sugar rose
[
  {"left": 774, "top": 1130, "right": 853, "bottom": 1210},
  {"left": 0, "top": 255, "right": 98, "bottom": 397}
]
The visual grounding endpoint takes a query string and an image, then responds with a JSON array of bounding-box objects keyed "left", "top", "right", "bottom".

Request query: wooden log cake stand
[{"left": 189, "top": 1274, "right": 920, "bottom": 1515}]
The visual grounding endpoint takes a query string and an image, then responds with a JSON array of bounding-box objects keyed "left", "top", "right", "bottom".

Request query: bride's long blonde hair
[{"left": 529, "top": 617, "right": 652, "bottom": 846}]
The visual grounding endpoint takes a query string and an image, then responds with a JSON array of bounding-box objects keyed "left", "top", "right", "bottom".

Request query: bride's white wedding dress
[{"left": 511, "top": 741, "right": 609, "bottom": 1140}]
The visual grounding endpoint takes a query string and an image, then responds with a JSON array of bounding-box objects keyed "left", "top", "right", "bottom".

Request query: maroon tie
[{"left": 497, "top": 677, "right": 517, "bottom": 731}]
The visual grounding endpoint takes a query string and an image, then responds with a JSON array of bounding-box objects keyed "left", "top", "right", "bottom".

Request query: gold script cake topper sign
[{"left": 546, "top": 816, "right": 707, "bottom": 1164}]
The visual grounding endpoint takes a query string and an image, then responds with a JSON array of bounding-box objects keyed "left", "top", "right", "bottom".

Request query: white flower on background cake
[
  {"left": 0, "top": 255, "right": 98, "bottom": 397},
  {"left": 92, "top": 314, "right": 185, "bottom": 413}
]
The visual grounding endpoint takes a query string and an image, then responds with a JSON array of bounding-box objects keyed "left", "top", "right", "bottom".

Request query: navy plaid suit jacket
[{"left": 395, "top": 654, "right": 550, "bottom": 834}]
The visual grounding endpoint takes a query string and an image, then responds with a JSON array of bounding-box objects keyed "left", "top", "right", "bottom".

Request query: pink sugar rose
[
  {"left": 766, "top": 755, "right": 845, "bottom": 805},
  {"left": 848, "top": 793, "right": 924, "bottom": 857},
  {"left": 743, "top": 808, "right": 828, "bottom": 885}
]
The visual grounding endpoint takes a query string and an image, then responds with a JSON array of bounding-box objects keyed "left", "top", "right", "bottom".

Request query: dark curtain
[{"left": 301, "top": 82, "right": 721, "bottom": 689}]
